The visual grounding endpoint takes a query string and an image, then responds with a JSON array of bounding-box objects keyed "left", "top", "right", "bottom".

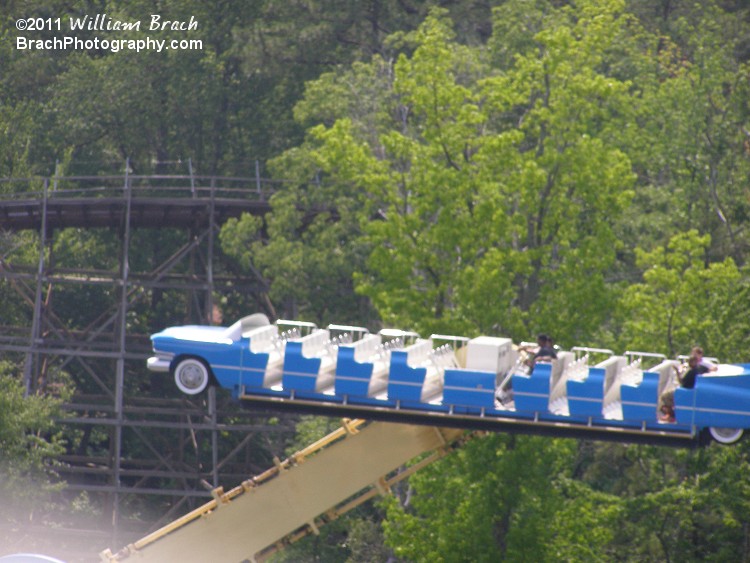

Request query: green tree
[
  {"left": 579, "top": 441, "right": 750, "bottom": 562},
  {"left": 220, "top": 160, "right": 379, "bottom": 324},
  {"left": 618, "top": 230, "right": 742, "bottom": 358},
  {"left": 0, "top": 363, "right": 69, "bottom": 553},
  {"left": 618, "top": 1, "right": 750, "bottom": 267},
  {"left": 269, "top": 2, "right": 638, "bottom": 343},
  {"left": 45, "top": 0, "right": 267, "bottom": 175},
  {"left": 383, "top": 434, "right": 578, "bottom": 562},
  {"left": 454, "top": 0, "right": 637, "bottom": 342}
]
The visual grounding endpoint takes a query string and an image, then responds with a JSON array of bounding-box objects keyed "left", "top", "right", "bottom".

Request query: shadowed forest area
[{"left": 3, "top": 0, "right": 750, "bottom": 560}]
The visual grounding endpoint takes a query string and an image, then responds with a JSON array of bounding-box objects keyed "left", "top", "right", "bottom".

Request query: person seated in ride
[
  {"left": 534, "top": 335, "right": 557, "bottom": 363},
  {"left": 659, "top": 390, "right": 676, "bottom": 423},
  {"left": 691, "top": 346, "right": 718, "bottom": 372},
  {"left": 521, "top": 334, "right": 557, "bottom": 372},
  {"left": 679, "top": 354, "right": 710, "bottom": 389}
]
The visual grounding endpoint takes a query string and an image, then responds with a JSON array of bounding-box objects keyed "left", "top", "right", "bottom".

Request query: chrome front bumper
[{"left": 147, "top": 356, "right": 171, "bottom": 372}]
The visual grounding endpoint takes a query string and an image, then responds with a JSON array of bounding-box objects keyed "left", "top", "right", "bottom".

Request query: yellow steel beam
[{"left": 102, "top": 420, "right": 465, "bottom": 563}]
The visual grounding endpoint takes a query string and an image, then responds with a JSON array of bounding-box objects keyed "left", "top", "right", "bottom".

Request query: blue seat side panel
[
  {"left": 513, "top": 363, "right": 551, "bottom": 413},
  {"left": 620, "top": 370, "right": 659, "bottom": 421},
  {"left": 443, "top": 369, "right": 496, "bottom": 409},
  {"left": 567, "top": 367, "right": 606, "bottom": 417},
  {"left": 282, "top": 341, "right": 323, "bottom": 392},
  {"left": 238, "top": 349, "right": 272, "bottom": 388},
  {"left": 335, "top": 346, "right": 376, "bottom": 397},
  {"left": 388, "top": 350, "right": 427, "bottom": 402}
]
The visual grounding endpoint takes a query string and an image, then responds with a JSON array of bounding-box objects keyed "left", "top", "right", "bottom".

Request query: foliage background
[{"left": 2, "top": 0, "right": 750, "bottom": 560}]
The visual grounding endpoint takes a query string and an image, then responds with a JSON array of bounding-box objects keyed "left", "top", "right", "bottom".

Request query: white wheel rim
[
  {"left": 175, "top": 359, "right": 208, "bottom": 394},
  {"left": 709, "top": 427, "right": 744, "bottom": 445}
]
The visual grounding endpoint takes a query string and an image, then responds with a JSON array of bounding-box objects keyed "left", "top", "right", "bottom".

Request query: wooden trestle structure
[{"left": 0, "top": 166, "right": 293, "bottom": 555}]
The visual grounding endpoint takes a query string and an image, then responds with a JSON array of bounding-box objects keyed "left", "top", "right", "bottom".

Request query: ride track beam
[
  {"left": 234, "top": 394, "right": 703, "bottom": 449},
  {"left": 101, "top": 420, "right": 466, "bottom": 563}
]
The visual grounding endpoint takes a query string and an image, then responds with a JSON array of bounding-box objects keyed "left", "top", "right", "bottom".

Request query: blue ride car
[
  {"left": 148, "top": 313, "right": 285, "bottom": 395},
  {"left": 148, "top": 315, "right": 750, "bottom": 444}
]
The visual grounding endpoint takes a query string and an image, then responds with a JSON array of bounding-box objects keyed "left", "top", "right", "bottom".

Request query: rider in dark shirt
[
  {"left": 534, "top": 340, "right": 557, "bottom": 363},
  {"left": 680, "top": 355, "right": 709, "bottom": 389},
  {"left": 522, "top": 334, "right": 557, "bottom": 373}
]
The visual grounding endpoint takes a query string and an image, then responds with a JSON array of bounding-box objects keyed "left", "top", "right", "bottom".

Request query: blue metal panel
[
  {"left": 335, "top": 346, "right": 375, "bottom": 397},
  {"left": 513, "top": 363, "right": 551, "bottom": 413},
  {"left": 673, "top": 387, "right": 696, "bottom": 426},
  {"left": 567, "top": 367, "right": 606, "bottom": 417},
  {"left": 282, "top": 341, "right": 322, "bottom": 392},
  {"left": 620, "top": 370, "right": 659, "bottom": 421},
  {"left": 406, "top": 401, "right": 450, "bottom": 413},
  {"left": 239, "top": 341, "right": 273, "bottom": 388},
  {"left": 676, "top": 374, "right": 750, "bottom": 428},
  {"left": 189, "top": 343, "right": 243, "bottom": 390},
  {"left": 443, "top": 369, "right": 495, "bottom": 410},
  {"left": 387, "top": 350, "right": 427, "bottom": 402}
]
